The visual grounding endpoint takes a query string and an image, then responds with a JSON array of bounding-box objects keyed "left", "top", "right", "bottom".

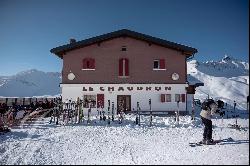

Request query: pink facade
[{"left": 62, "top": 37, "right": 188, "bottom": 84}]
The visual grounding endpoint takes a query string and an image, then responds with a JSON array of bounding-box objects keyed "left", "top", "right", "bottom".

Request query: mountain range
[{"left": 0, "top": 69, "right": 61, "bottom": 97}]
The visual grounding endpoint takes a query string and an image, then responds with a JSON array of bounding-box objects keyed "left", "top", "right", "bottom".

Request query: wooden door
[{"left": 117, "top": 95, "right": 131, "bottom": 114}]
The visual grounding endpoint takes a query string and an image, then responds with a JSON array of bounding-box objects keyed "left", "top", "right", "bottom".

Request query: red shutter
[
  {"left": 161, "top": 94, "right": 165, "bottom": 102},
  {"left": 125, "top": 58, "right": 129, "bottom": 76},
  {"left": 97, "top": 94, "right": 104, "bottom": 108},
  {"left": 181, "top": 94, "right": 185, "bottom": 102},
  {"left": 83, "top": 59, "right": 87, "bottom": 69},
  {"left": 119, "top": 58, "right": 123, "bottom": 76},
  {"left": 159, "top": 59, "right": 165, "bottom": 69},
  {"left": 89, "top": 58, "right": 95, "bottom": 69}
]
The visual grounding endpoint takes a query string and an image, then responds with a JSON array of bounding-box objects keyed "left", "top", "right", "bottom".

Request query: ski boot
[{"left": 204, "top": 139, "right": 214, "bottom": 145}]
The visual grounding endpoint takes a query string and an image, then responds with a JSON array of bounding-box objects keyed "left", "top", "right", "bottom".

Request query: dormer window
[{"left": 82, "top": 58, "right": 95, "bottom": 70}]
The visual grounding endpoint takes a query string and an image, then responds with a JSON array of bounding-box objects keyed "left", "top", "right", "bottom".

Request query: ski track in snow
[{"left": 0, "top": 115, "right": 249, "bottom": 165}]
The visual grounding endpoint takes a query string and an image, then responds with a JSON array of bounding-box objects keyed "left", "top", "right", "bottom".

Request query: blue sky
[{"left": 0, "top": 0, "right": 249, "bottom": 76}]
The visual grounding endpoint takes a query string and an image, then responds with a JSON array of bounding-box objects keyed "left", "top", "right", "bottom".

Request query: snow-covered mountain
[
  {"left": 188, "top": 55, "right": 249, "bottom": 110},
  {"left": 0, "top": 69, "right": 61, "bottom": 97}
]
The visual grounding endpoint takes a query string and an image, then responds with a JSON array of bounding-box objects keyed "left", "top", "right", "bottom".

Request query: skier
[{"left": 200, "top": 99, "right": 224, "bottom": 145}]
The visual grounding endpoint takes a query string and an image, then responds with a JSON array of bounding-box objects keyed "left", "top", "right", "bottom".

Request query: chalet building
[{"left": 50, "top": 29, "right": 202, "bottom": 115}]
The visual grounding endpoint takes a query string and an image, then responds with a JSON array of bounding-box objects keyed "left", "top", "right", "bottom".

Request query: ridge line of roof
[{"left": 50, "top": 29, "right": 198, "bottom": 58}]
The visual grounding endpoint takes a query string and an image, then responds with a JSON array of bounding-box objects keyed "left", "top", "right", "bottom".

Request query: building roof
[{"left": 50, "top": 29, "right": 198, "bottom": 58}]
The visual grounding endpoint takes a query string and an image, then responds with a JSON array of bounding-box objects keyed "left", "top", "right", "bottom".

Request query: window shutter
[
  {"left": 119, "top": 58, "right": 123, "bottom": 76},
  {"left": 89, "top": 58, "right": 95, "bottom": 69},
  {"left": 97, "top": 94, "right": 104, "bottom": 108},
  {"left": 159, "top": 59, "right": 165, "bottom": 69},
  {"left": 181, "top": 94, "right": 186, "bottom": 102},
  {"left": 83, "top": 59, "right": 88, "bottom": 69},
  {"left": 125, "top": 58, "right": 129, "bottom": 76},
  {"left": 161, "top": 94, "right": 165, "bottom": 102}
]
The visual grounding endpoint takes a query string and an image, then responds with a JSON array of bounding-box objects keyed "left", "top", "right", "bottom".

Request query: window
[
  {"left": 165, "top": 94, "right": 172, "bottom": 102},
  {"left": 153, "top": 59, "right": 166, "bottom": 70},
  {"left": 154, "top": 60, "right": 159, "bottom": 69},
  {"left": 82, "top": 58, "right": 95, "bottom": 70},
  {"left": 83, "top": 95, "right": 96, "bottom": 108},
  {"left": 175, "top": 94, "right": 186, "bottom": 103},
  {"left": 119, "top": 58, "right": 129, "bottom": 77},
  {"left": 160, "top": 94, "right": 172, "bottom": 102},
  {"left": 121, "top": 46, "right": 127, "bottom": 51},
  {"left": 175, "top": 94, "right": 181, "bottom": 102}
]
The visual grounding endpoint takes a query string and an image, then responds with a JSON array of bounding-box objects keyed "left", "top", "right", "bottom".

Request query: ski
[
  {"left": 80, "top": 99, "right": 84, "bottom": 123},
  {"left": 107, "top": 100, "right": 111, "bottom": 125},
  {"left": 135, "top": 102, "right": 139, "bottom": 125},
  {"left": 76, "top": 97, "right": 80, "bottom": 123},
  {"left": 111, "top": 101, "right": 114, "bottom": 122},
  {"left": 189, "top": 140, "right": 221, "bottom": 147},
  {"left": 102, "top": 105, "right": 106, "bottom": 121},
  {"left": 149, "top": 99, "right": 152, "bottom": 127},
  {"left": 87, "top": 103, "right": 91, "bottom": 124}
]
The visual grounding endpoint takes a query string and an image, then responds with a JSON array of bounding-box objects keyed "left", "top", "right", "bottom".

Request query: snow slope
[
  {"left": 0, "top": 115, "right": 248, "bottom": 165},
  {"left": 0, "top": 69, "right": 61, "bottom": 97},
  {"left": 188, "top": 55, "right": 249, "bottom": 110}
]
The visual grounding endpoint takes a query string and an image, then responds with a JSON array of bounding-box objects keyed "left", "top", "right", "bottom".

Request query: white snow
[
  {"left": 187, "top": 55, "right": 249, "bottom": 110},
  {"left": 0, "top": 114, "right": 249, "bottom": 165}
]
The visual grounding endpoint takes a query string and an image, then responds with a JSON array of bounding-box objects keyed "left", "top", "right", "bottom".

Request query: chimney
[{"left": 69, "top": 38, "right": 76, "bottom": 44}]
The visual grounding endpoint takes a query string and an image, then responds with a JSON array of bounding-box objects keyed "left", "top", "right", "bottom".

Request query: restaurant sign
[{"left": 83, "top": 86, "right": 172, "bottom": 92}]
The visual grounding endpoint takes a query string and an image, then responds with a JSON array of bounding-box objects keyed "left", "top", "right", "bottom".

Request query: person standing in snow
[{"left": 200, "top": 99, "right": 224, "bottom": 145}]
